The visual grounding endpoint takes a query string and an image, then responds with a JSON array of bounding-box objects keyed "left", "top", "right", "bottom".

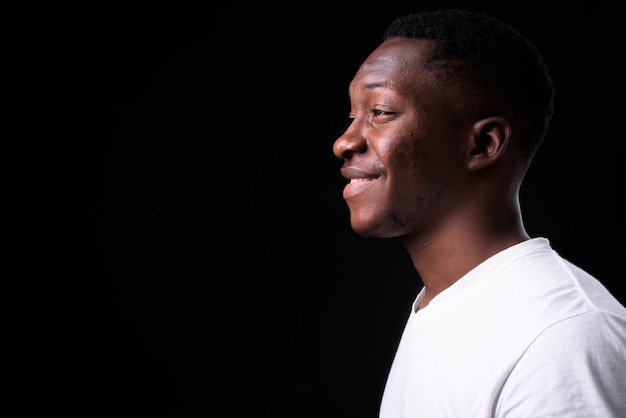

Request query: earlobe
[{"left": 466, "top": 117, "right": 511, "bottom": 171}]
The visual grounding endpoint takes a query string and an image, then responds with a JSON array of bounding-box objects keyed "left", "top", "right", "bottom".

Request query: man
[{"left": 332, "top": 9, "right": 626, "bottom": 417}]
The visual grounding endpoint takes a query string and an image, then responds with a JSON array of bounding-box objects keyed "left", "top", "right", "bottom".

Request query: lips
[
  {"left": 340, "top": 166, "right": 379, "bottom": 181},
  {"left": 340, "top": 166, "right": 379, "bottom": 199}
]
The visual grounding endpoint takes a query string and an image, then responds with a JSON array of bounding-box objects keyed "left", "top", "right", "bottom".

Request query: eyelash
[
  {"left": 373, "top": 109, "right": 393, "bottom": 116},
  {"left": 346, "top": 109, "right": 393, "bottom": 125}
]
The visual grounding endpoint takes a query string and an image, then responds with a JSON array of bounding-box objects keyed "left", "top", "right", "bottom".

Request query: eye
[{"left": 373, "top": 109, "right": 393, "bottom": 116}]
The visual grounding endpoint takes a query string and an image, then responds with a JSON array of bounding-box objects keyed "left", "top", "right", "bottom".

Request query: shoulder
[{"left": 498, "top": 310, "right": 626, "bottom": 416}]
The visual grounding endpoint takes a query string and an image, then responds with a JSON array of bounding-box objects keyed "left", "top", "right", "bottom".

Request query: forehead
[{"left": 350, "top": 38, "right": 435, "bottom": 95}]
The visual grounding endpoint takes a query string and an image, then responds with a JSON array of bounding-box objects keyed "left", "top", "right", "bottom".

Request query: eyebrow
[{"left": 363, "top": 80, "right": 397, "bottom": 91}]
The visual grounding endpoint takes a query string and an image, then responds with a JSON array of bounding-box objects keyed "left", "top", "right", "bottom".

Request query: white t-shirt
[{"left": 379, "top": 238, "right": 626, "bottom": 417}]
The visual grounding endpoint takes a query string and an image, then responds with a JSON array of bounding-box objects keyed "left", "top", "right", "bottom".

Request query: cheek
[{"left": 384, "top": 134, "right": 430, "bottom": 177}]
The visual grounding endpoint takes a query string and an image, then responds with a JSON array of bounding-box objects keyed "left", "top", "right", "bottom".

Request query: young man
[{"left": 332, "top": 9, "right": 626, "bottom": 417}]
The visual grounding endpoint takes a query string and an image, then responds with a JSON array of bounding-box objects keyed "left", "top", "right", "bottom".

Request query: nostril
[{"left": 340, "top": 150, "right": 355, "bottom": 161}]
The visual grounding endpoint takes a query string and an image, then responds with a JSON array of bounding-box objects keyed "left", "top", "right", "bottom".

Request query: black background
[{"left": 90, "top": 2, "right": 623, "bottom": 417}]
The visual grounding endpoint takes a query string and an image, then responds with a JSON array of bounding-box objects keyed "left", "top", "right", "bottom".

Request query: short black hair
[{"left": 384, "top": 9, "right": 555, "bottom": 175}]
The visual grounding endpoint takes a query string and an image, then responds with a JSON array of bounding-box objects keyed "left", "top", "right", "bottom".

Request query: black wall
[{"left": 93, "top": 3, "right": 624, "bottom": 416}]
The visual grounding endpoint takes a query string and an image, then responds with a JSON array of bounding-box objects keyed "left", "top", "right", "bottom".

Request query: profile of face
[{"left": 333, "top": 37, "right": 473, "bottom": 240}]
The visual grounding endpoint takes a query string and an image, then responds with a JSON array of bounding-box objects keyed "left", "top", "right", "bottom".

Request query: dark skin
[{"left": 333, "top": 38, "right": 529, "bottom": 310}]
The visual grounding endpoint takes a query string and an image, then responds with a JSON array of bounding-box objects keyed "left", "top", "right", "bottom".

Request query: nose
[{"left": 332, "top": 120, "right": 366, "bottom": 160}]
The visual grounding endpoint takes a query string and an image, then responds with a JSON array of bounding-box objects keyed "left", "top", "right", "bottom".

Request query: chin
[
  {"left": 350, "top": 213, "right": 406, "bottom": 239},
  {"left": 350, "top": 219, "right": 388, "bottom": 239}
]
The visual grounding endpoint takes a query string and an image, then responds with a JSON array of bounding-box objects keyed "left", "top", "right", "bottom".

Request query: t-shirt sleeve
[{"left": 497, "top": 310, "right": 626, "bottom": 417}]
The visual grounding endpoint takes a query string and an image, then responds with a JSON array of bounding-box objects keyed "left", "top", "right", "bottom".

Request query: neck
[{"left": 400, "top": 200, "right": 528, "bottom": 310}]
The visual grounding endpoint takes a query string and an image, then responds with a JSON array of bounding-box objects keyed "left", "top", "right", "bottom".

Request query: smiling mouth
[
  {"left": 350, "top": 178, "right": 374, "bottom": 184},
  {"left": 343, "top": 177, "right": 377, "bottom": 199}
]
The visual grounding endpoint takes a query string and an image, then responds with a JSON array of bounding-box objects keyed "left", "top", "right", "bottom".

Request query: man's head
[
  {"left": 333, "top": 9, "right": 554, "bottom": 241},
  {"left": 382, "top": 9, "right": 555, "bottom": 174}
]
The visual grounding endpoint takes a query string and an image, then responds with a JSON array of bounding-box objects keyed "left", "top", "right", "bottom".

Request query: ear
[{"left": 466, "top": 117, "right": 511, "bottom": 171}]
